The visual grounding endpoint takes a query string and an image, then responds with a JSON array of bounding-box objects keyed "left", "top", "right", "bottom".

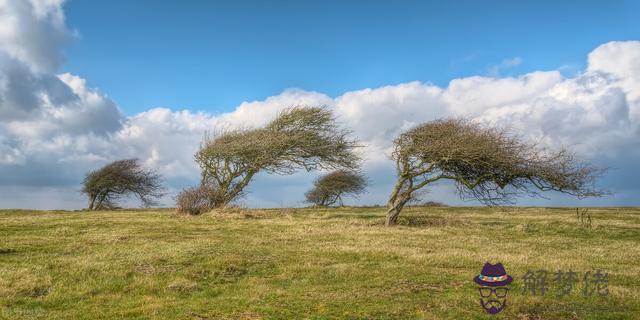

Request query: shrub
[
  {"left": 420, "top": 201, "right": 448, "bottom": 207},
  {"left": 176, "top": 185, "right": 223, "bottom": 215}
]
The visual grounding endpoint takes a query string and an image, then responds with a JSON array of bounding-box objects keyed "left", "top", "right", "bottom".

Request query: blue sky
[
  {"left": 62, "top": 0, "right": 640, "bottom": 114},
  {"left": 1, "top": 0, "right": 640, "bottom": 209}
]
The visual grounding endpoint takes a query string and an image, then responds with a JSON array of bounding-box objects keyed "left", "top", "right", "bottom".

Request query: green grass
[{"left": 1, "top": 207, "right": 639, "bottom": 319}]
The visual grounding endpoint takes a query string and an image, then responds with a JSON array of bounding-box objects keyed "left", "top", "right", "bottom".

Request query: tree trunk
[
  {"left": 217, "top": 170, "right": 257, "bottom": 208},
  {"left": 385, "top": 177, "right": 412, "bottom": 226},
  {"left": 95, "top": 192, "right": 107, "bottom": 210},
  {"left": 386, "top": 198, "right": 408, "bottom": 226},
  {"left": 88, "top": 194, "right": 96, "bottom": 211}
]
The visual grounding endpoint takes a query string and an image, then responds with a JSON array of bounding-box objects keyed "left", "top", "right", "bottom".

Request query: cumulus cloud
[
  {"left": 1, "top": 1, "right": 639, "bottom": 209},
  {"left": 334, "top": 82, "right": 446, "bottom": 155},
  {"left": 0, "top": 0, "right": 122, "bottom": 190},
  {"left": 0, "top": 0, "right": 68, "bottom": 73},
  {"left": 588, "top": 41, "right": 640, "bottom": 98}
]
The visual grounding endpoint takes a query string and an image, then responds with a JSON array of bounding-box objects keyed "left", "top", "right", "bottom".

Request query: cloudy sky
[{"left": 1, "top": 0, "right": 640, "bottom": 209}]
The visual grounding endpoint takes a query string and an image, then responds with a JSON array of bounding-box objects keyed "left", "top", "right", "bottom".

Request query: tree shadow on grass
[
  {"left": 398, "top": 215, "right": 467, "bottom": 227},
  {"left": 366, "top": 215, "right": 468, "bottom": 228},
  {"left": 320, "top": 213, "right": 381, "bottom": 220},
  {"left": 0, "top": 248, "right": 18, "bottom": 255}
]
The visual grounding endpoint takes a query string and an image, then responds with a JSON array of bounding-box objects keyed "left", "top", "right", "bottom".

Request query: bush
[
  {"left": 176, "top": 185, "right": 222, "bottom": 215},
  {"left": 418, "top": 201, "right": 448, "bottom": 207}
]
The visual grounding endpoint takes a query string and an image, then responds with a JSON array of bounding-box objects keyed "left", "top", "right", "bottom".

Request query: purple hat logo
[{"left": 474, "top": 262, "right": 512, "bottom": 314}]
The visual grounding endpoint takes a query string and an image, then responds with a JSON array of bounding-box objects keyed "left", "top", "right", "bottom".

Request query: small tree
[
  {"left": 194, "top": 106, "right": 360, "bottom": 208},
  {"left": 82, "top": 159, "right": 164, "bottom": 210},
  {"left": 305, "top": 170, "right": 367, "bottom": 206},
  {"left": 386, "top": 118, "right": 605, "bottom": 226}
]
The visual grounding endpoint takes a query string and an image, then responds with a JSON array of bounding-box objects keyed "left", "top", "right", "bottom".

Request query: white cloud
[
  {"left": 588, "top": 41, "right": 640, "bottom": 99},
  {"left": 0, "top": 0, "right": 122, "bottom": 191},
  {"left": 219, "top": 88, "right": 333, "bottom": 128},
  {"left": 0, "top": 0, "right": 68, "bottom": 73},
  {"left": 445, "top": 71, "right": 563, "bottom": 115},
  {"left": 1, "top": 1, "right": 640, "bottom": 208},
  {"left": 333, "top": 82, "right": 446, "bottom": 165}
]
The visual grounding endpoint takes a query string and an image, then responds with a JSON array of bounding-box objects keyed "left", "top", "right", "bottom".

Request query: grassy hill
[{"left": 1, "top": 207, "right": 639, "bottom": 319}]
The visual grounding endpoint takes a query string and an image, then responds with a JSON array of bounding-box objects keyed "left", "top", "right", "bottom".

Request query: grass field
[{"left": 1, "top": 206, "right": 639, "bottom": 319}]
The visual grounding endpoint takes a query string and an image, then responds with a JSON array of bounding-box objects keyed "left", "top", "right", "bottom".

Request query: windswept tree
[
  {"left": 386, "top": 118, "right": 605, "bottom": 226},
  {"left": 305, "top": 170, "right": 367, "bottom": 206},
  {"left": 82, "top": 159, "right": 164, "bottom": 210},
  {"left": 193, "top": 106, "right": 360, "bottom": 208}
]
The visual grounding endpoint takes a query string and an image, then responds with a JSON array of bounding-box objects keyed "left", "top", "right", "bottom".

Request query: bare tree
[
  {"left": 386, "top": 118, "right": 605, "bottom": 226},
  {"left": 305, "top": 170, "right": 367, "bottom": 206},
  {"left": 82, "top": 159, "right": 164, "bottom": 210},
  {"left": 194, "top": 106, "right": 360, "bottom": 208}
]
